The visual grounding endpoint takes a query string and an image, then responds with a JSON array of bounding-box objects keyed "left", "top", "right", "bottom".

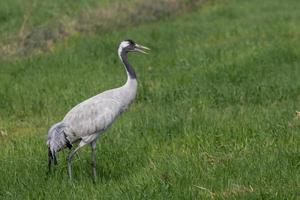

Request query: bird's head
[{"left": 118, "top": 39, "right": 150, "bottom": 55}]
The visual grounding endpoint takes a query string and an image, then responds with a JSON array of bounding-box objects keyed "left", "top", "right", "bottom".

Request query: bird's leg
[
  {"left": 67, "top": 144, "right": 83, "bottom": 180},
  {"left": 91, "top": 140, "right": 97, "bottom": 184}
]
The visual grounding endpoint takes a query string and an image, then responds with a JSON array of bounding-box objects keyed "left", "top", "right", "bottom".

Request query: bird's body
[
  {"left": 46, "top": 39, "right": 149, "bottom": 182},
  {"left": 48, "top": 78, "right": 137, "bottom": 147}
]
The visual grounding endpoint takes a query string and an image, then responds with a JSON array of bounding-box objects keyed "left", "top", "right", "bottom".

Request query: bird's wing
[{"left": 63, "top": 95, "right": 122, "bottom": 139}]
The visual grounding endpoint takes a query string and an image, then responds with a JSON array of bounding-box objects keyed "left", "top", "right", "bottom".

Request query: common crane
[{"left": 46, "top": 39, "right": 150, "bottom": 182}]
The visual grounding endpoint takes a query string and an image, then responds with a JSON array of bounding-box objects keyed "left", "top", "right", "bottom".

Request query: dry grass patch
[{"left": 0, "top": 0, "right": 209, "bottom": 59}]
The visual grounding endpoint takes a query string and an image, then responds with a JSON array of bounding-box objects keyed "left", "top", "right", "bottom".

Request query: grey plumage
[{"left": 46, "top": 39, "right": 150, "bottom": 182}]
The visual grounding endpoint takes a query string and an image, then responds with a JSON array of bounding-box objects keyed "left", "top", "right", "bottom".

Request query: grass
[
  {"left": 0, "top": 0, "right": 205, "bottom": 58},
  {"left": 0, "top": 0, "right": 300, "bottom": 199}
]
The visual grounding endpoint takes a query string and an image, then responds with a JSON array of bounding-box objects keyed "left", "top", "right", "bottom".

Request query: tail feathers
[
  {"left": 48, "top": 146, "right": 57, "bottom": 173},
  {"left": 48, "top": 147, "right": 57, "bottom": 165},
  {"left": 47, "top": 122, "right": 72, "bottom": 166}
]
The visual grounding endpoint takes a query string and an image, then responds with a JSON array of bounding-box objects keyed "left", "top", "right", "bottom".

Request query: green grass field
[{"left": 0, "top": 0, "right": 300, "bottom": 199}]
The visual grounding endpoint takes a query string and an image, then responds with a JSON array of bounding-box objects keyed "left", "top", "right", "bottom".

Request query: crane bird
[{"left": 46, "top": 39, "right": 150, "bottom": 182}]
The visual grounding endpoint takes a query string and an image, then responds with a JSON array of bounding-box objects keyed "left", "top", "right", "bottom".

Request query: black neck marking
[{"left": 120, "top": 50, "right": 136, "bottom": 79}]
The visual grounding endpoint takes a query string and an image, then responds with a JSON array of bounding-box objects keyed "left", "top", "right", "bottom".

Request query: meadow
[{"left": 0, "top": 0, "right": 300, "bottom": 199}]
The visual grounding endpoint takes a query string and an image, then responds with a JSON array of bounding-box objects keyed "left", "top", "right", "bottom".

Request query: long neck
[{"left": 119, "top": 49, "right": 137, "bottom": 79}]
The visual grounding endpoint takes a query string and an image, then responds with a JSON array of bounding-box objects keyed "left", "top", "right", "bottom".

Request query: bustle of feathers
[{"left": 47, "top": 122, "right": 72, "bottom": 164}]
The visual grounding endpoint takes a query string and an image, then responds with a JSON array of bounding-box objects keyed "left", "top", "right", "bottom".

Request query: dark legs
[
  {"left": 67, "top": 142, "right": 85, "bottom": 180},
  {"left": 91, "top": 140, "right": 97, "bottom": 183},
  {"left": 66, "top": 140, "right": 97, "bottom": 182}
]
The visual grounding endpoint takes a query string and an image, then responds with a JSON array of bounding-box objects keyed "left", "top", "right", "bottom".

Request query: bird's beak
[{"left": 135, "top": 44, "right": 150, "bottom": 54}]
